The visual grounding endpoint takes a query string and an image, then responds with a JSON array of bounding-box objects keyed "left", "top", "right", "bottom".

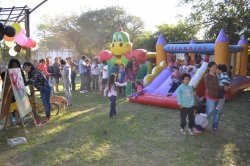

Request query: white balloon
[
  {"left": 9, "top": 47, "right": 17, "bottom": 56},
  {"left": 5, "top": 40, "right": 15, "bottom": 48}
]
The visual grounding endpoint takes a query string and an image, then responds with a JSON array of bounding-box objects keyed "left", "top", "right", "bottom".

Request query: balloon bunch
[{"left": 0, "top": 22, "right": 37, "bottom": 56}]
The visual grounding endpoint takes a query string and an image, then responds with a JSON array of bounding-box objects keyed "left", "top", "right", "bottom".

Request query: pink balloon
[
  {"left": 15, "top": 34, "right": 28, "bottom": 46},
  {"left": 98, "top": 50, "right": 112, "bottom": 62},
  {"left": 21, "top": 28, "right": 26, "bottom": 35},
  {"left": 25, "top": 37, "right": 34, "bottom": 48}
]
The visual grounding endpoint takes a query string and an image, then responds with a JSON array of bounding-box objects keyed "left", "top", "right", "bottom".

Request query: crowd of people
[{"left": 0, "top": 53, "right": 234, "bottom": 136}]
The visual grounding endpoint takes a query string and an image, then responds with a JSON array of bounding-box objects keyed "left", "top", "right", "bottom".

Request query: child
[
  {"left": 180, "top": 60, "right": 196, "bottom": 73},
  {"left": 193, "top": 111, "right": 208, "bottom": 134},
  {"left": 118, "top": 63, "right": 126, "bottom": 96},
  {"left": 167, "top": 66, "right": 182, "bottom": 96},
  {"left": 216, "top": 64, "right": 230, "bottom": 110},
  {"left": 193, "top": 89, "right": 208, "bottom": 134},
  {"left": 111, "top": 63, "right": 119, "bottom": 77},
  {"left": 176, "top": 73, "right": 195, "bottom": 135},
  {"left": 130, "top": 80, "right": 144, "bottom": 98},
  {"left": 104, "top": 73, "right": 127, "bottom": 118}
]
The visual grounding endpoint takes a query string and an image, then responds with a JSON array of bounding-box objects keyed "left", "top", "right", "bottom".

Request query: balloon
[
  {"left": 31, "top": 43, "right": 39, "bottom": 51},
  {"left": 25, "top": 37, "right": 34, "bottom": 48},
  {"left": 3, "top": 25, "right": 16, "bottom": 37},
  {"left": 98, "top": 50, "right": 113, "bottom": 62},
  {"left": 124, "top": 51, "right": 133, "bottom": 60},
  {"left": 14, "top": 44, "right": 22, "bottom": 52},
  {"left": 11, "top": 23, "right": 21, "bottom": 34},
  {"left": 132, "top": 49, "right": 147, "bottom": 64},
  {"left": 32, "top": 40, "right": 37, "bottom": 48},
  {"left": 15, "top": 34, "right": 28, "bottom": 46},
  {"left": 21, "top": 28, "right": 26, "bottom": 35},
  {"left": 4, "top": 35, "right": 14, "bottom": 41},
  {"left": 0, "top": 22, "right": 3, "bottom": 32},
  {"left": 9, "top": 47, "right": 17, "bottom": 56},
  {"left": 5, "top": 41, "right": 15, "bottom": 48}
]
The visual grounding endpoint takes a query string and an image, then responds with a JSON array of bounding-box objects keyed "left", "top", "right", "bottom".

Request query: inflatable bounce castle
[{"left": 129, "top": 28, "right": 250, "bottom": 109}]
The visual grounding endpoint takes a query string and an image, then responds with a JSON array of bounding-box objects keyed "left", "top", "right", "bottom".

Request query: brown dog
[{"left": 50, "top": 95, "right": 68, "bottom": 109}]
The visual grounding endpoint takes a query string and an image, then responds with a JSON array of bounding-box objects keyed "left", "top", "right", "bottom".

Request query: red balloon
[
  {"left": 32, "top": 40, "right": 37, "bottom": 48},
  {"left": 25, "top": 37, "right": 34, "bottom": 48},
  {"left": 132, "top": 49, "right": 147, "bottom": 64},
  {"left": 98, "top": 50, "right": 113, "bottom": 62},
  {"left": 124, "top": 51, "right": 133, "bottom": 60}
]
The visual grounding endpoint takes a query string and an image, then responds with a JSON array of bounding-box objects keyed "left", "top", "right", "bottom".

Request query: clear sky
[{"left": 1, "top": 0, "right": 191, "bottom": 37}]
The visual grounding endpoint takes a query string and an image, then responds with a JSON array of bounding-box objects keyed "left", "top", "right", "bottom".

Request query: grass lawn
[{"left": 0, "top": 81, "right": 250, "bottom": 166}]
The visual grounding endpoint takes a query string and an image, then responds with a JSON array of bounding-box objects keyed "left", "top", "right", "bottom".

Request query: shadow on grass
[{"left": 0, "top": 91, "right": 250, "bottom": 165}]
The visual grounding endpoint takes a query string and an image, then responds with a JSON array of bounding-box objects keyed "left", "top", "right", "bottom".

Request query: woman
[
  {"left": 23, "top": 62, "right": 51, "bottom": 123},
  {"left": 204, "top": 61, "right": 229, "bottom": 132}
]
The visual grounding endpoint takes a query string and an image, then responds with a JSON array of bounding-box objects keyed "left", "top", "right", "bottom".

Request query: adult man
[
  {"left": 53, "top": 57, "right": 61, "bottom": 93},
  {"left": 79, "top": 55, "right": 87, "bottom": 93},
  {"left": 67, "top": 57, "right": 78, "bottom": 92}
]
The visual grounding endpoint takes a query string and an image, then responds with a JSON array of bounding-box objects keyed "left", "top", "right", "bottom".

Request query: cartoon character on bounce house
[{"left": 98, "top": 27, "right": 147, "bottom": 67}]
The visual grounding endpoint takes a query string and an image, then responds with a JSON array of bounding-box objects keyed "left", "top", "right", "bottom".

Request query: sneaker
[
  {"left": 188, "top": 128, "right": 194, "bottom": 135},
  {"left": 83, "top": 90, "right": 88, "bottom": 93},
  {"left": 215, "top": 106, "right": 220, "bottom": 110},
  {"left": 167, "top": 92, "right": 172, "bottom": 96},
  {"left": 180, "top": 128, "right": 186, "bottom": 134},
  {"left": 80, "top": 90, "right": 85, "bottom": 93},
  {"left": 212, "top": 128, "right": 218, "bottom": 132}
]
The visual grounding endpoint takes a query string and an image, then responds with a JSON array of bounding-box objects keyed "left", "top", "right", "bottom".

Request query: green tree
[
  {"left": 134, "top": 22, "right": 199, "bottom": 52},
  {"left": 36, "top": 6, "right": 144, "bottom": 58},
  {"left": 179, "top": 0, "right": 250, "bottom": 44}
]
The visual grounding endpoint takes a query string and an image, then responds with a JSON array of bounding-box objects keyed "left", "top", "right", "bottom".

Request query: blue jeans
[
  {"left": 109, "top": 96, "right": 116, "bottom": 117},
  {"left": 206, "top": 99, "right": 223, "bottom": 129},
  {"left": 40, "top": 85, "right": 51, "bottom": 118},
  {"left": 48, "top": 77, "right": 54, "bottom": 95}
]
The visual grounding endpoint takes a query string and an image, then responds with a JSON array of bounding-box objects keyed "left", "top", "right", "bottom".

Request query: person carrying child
[
  {"left": 216, "top": 64, "right": 230, "bottom": 110},
  {"left": 176, "top": 73, "right": 195, "bottom": 135},
  {"left": 167, "top": 66, "right": 182, "bottom": 96},
  {"left": 104, "top": 73, "right": 127, "bottom": 118}
]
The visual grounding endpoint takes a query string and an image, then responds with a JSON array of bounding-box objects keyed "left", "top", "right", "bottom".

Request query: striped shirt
[{"left": 218, "top": 72, "right": 230, "bottom": 86}]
